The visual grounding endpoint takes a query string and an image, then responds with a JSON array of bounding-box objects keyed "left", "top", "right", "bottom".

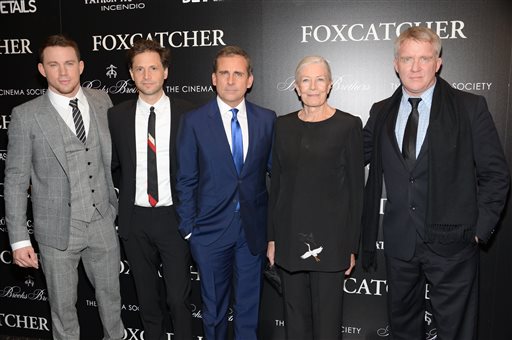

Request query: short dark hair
[
  {"left": 127, "top": 39, "right": 170, "bottom": 69},
  {"left": 212, "top": 45, "right": 252, "bottom": 75},
  {"left": 39, "top": 34, "right": 80, "bottom": 63}
]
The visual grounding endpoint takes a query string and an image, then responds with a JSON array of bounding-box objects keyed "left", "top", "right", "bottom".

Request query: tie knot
[
  {"left": 408, "top": 97, "right": 421, "bottom": 110},
  {"left": 150, "top": 106, "right": 155, "bottom": 114},
  {"left": 69, "top": 98, "right": 78, "bottom": 108},
  {"left": 230, "top": 108, "right": 239, "bottom": 120}
]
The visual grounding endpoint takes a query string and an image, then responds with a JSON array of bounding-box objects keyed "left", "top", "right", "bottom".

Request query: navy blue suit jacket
[{"left": 176, "top": 98, "right": 276, "bottom": 255}]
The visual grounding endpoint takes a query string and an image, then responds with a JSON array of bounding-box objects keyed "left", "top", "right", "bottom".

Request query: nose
[
  {"left": 58, "top": 65, "right": 67, "bottom": 75},
  {"left": 411, "top": 58, "right": 421, "bottom": 71},
  {"left": 227, "top": 74, "right": 235, "bottom": 84}
]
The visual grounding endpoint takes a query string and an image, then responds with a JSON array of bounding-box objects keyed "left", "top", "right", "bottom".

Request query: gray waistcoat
[{"left": 56, "top": 111, "right": 110, "bottom": 222}]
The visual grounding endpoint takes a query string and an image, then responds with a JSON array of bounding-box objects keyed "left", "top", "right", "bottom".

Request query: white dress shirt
[
  {"left": 134, "top": 94, "right": 173, "bottom": 207},
  {"left": 217, "top": 96, "right": 249, "bottom": 161}
]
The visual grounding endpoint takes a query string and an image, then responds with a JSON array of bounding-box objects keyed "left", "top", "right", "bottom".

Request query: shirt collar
[
  {"left": 216, "top": 96, "right": 247, "bottom": 118},
  {"left": 48, "top": 87, "right": 86, "bottom": 109},
  {"left": 137, "top": 93, "right": 168, "bottom": 115},
  {"left": 401, "top": 80, "right": 436, "bottom": 108}
]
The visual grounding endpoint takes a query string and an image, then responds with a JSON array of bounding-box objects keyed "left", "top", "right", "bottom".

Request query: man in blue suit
[{"left": 176, "top": 46, "right": 275, "bottom": 340}]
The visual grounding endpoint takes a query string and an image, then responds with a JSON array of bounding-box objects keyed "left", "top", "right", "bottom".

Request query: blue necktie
[
  {"left": 231, "top": 108, "right": 243, "bottom": 212},
  {"left": 231, "top": 108, "right": 243, "bottom": 175}
]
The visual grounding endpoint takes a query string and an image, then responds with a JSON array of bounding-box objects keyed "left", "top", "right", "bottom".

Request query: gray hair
[{"left": 294, "top": 55, "right": 332, "bottom": 83}]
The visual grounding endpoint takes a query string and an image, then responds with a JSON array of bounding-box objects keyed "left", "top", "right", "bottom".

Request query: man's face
[
  {"left": 212, "top": 55, "right": 254, "bottom": 107},
  {"left": 38, "top": 46, "right": 83, "bottom": 98},
  {"left": 394, "top": 39, "right": 442, "bottom": 96},
  {"left": 129, "top": 51, "right": 168, "bottom": 103}
]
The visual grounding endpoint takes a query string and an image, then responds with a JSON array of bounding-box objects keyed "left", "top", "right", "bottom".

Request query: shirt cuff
[
  {"left": 11, "top": 240, "right": 32, "bottom": 251},
  {"left": 184, "top": 233, "right": 191, "bottom": 240}
]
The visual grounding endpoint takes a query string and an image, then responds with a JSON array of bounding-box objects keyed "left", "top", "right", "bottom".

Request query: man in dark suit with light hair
[
  {"left": 5, "top": 34, "right": 123, "bottom": 340},
  {"left": 176, "top": 45, "right": 275, "bottom": 340},
  {"left": 362, "top": 26, "right": 509, "bottom": 340},
  {"left": 108, "top": 38, "right": 193, "bottom": 340}
]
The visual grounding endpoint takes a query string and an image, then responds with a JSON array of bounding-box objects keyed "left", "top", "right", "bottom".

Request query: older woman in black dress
[{"left": 267, "top": 56, "right": 364, "bottom": 339}]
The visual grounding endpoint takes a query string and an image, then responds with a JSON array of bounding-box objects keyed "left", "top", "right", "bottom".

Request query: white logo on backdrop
[
  {"left": 342, "top": 326, "right": 362, "bottom": 334},
  {"left": 0, "top": 286, "right": 48, "bottom": 302},
  {"left": 377, "top": 325, "right": 390, "bottom": 337},
  {"left": 106, "top": 64, "right": 118, "bottom": 79},
  {"left": 0, "top": 0, "right": 37, "bottom": 14},
  {"left": 182, "top": 0, "right": 223, "bottom": 3},
  {"left": 301, "top": 20, "right": 467, "bottom": 43},
  {"left": 452, "top": 82, "right": 492, "bottom": 91},
  {"left": 0, "top": 89, "right": 45, "bottom": 96},
  {"left": 344, "top": 278, "right": 388, "bottom": 296},
  {"left": 83, "top": 0, "right": 146, "bottom": 12},
  {"left": 92, "top": 30, "right": 226, "bottom": 51},
  {"left": 277, "top": 75, "right": 370, "bottom": 92},
  {"left": 0, "top": 38, "right": 32, "bottom": 54},
  {"left": 82, "top": 79, "right": 137, "bottom": 95},
  {"left": 0, "top": 313, "right": 50, "bottom": 331}
]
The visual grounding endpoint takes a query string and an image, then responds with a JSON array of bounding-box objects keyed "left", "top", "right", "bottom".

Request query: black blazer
[
  {"left": 363, "top": 78, "right": 509, "bottom": 260},
  {"left": 108, "top": 97, "right": 194, "bottom": 239}
]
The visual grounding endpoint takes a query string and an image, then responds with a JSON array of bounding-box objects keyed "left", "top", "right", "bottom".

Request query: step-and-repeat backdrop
[{"left": 1, "top": 1, "right": 511, "bottom": 339}]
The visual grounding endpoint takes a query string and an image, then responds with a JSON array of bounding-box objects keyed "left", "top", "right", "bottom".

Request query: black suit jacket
[
  {"left": 108, "top": 97, "right": 194, "bottom": 239},
  {"left": 363, "top": 78, "right": 509, "bottom": 260}
]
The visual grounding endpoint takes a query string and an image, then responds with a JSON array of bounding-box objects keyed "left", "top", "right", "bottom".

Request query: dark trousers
[
  {"left": 386, "top": 237, "right": 479, "bottom": 340},
  {"left": 190, "top": 213, "right": 263, "bottom": 340},
  {"left": 279, "top": 268, "right": 344, "bottom": 340},
  {"left": 122, "top": 206, "right": 192, "bottom": 340}
]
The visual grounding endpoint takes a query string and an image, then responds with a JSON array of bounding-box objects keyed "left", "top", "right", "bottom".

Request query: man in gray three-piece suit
[{"left": 4, "top": 35, "right": 124, "bottom": 340}]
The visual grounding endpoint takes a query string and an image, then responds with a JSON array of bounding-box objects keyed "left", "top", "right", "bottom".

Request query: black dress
[{"left": 268, "top": 109, "right": 364, "bottom": 272}]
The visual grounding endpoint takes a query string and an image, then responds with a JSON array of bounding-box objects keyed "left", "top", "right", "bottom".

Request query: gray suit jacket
[{"left": 4, "top": 87, "right": 117, "bottom": 250}]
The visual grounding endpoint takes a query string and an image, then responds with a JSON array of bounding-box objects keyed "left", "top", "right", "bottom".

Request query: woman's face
[{"left": 295, "top": 62, "right": 332, "bottom": 109}]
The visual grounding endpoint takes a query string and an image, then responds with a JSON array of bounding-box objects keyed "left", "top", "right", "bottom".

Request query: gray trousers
[{"left": 39, "top": 208, "right": 124, "bottom": 340}]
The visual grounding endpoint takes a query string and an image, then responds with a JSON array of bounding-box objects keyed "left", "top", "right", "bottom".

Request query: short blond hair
[{"left": 394, "top": 26, "right": 442, "bottom": 58}]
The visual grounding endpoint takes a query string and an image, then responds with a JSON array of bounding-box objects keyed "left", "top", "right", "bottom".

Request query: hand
[
  {"left": 267, "top": 241, "right": 275, "bottom": 267},
  {"left": 13, "top": 246, "right": 39, "bottom": 269},
  {"left": 344, "top": 253, "right": 356, "bottom": 276}
]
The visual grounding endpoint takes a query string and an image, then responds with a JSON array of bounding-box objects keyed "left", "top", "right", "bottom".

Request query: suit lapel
[
  {"left": 385, "top": 97, "right": 403, "bottom": 160},
  {"left": 83, "top": 89, "right": 112, "bottom": 168},
  {"left": 242, "top": 102, "right": 257, "bottom": 176},
  {"left": 35, "top": 94, "right": 70, "bottom": 177},
  {"left": 125, "top": 101, "right": 137, "bottom": 168}
]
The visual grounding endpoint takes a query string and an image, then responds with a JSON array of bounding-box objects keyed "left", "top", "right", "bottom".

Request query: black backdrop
[{"left": 1, "top": 1, "right": 511, "bottom": 339}]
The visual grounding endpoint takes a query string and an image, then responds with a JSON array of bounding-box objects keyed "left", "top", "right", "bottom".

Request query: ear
[
  {"left": 246, "top": 73, "right": 254, "bottom": 89},
  {"left": 79, "top": 60, "right": 84, "bottom": 75},
  {"left": 164, "top": 67, "right": 169, "bottom": 80},
  {"left": 393, "top": 58, "right": 399, "bottom": 73},
  {"left": 129, "top": 68, "right": 134, "bottom": 81},
  {"left": 294, "top": 83, "right": 301, "bottom": 96},
  {"left": 212, "top": 72, "right": 217, "bottom": 86},
  {"left": 37, "top": 63, "right": 46, "bottom": 78},
  {"left": 435, "top": 57, "right": 442, "bottom": 73}
]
